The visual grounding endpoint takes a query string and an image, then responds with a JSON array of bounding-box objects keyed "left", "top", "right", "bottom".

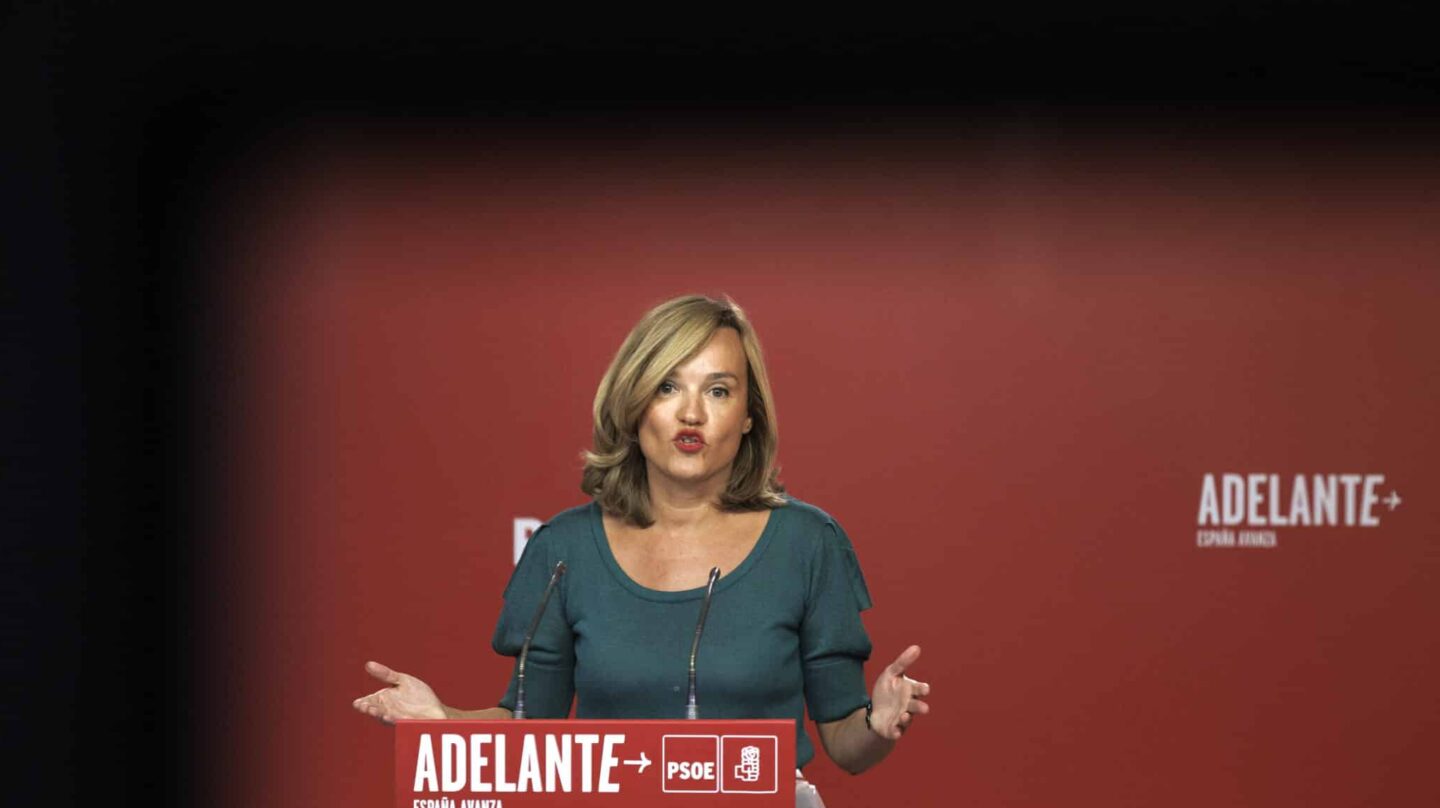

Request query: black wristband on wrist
[{"left": 863, "top": 699, "right": 874, "bottom": 731}]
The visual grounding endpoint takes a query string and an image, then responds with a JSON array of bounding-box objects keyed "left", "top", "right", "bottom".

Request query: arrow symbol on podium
[{"left": 622, "top": 752, "right": 651, "bottom": 774}]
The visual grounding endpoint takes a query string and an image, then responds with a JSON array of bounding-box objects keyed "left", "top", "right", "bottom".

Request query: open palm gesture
[
  {"left": 351, "top": 661, "right": 447, "bottom": 724},
  {"left": 868, "top": 645, "right": 931, "bottom": 740}
]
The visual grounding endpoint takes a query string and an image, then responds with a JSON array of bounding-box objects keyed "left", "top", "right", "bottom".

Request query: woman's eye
[
  {"left": 708, "top": 387, "right": 730, "bottom": 398},
  {"left": 658, "top": 381, "right": 676, "bottom": 395}
]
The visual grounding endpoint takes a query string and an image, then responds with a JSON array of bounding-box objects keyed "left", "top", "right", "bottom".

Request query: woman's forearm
[{"left": 816, "top": 706, "right": 895, "bottom": 775}]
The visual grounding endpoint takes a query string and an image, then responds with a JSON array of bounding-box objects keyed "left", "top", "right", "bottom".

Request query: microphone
[
  {"left": 684, "top": 566, "right": 721, "bottom": 720},
  {"left": 513, "top": 560, "right": 567, "bottom": 720}
]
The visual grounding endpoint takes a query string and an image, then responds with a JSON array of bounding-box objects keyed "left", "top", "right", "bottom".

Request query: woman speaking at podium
[{"left": 354, "top": 295, "right": 932, "bottom": 803}]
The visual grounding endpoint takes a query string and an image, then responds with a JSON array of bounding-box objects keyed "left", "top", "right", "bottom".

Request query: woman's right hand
[{"left": 352, "top": 661, "right": 447, "bottom": 724}]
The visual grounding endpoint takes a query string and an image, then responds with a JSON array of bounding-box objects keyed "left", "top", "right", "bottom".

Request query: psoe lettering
[{"left": 666, "top": 760, "right": 716, "bottom": 780}]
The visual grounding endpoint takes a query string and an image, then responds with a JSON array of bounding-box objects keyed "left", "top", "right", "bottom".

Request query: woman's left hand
[{"left": 868, "top": 644, "right": 931, "bottom": 741}]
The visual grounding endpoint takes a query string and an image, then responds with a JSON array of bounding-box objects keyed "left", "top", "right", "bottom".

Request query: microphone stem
[
  {"left": 685, "top": 567, "right": 721, "bottom": 720},
  {"left": 514, "top": 560, "right": 566, "bottom": 720}
]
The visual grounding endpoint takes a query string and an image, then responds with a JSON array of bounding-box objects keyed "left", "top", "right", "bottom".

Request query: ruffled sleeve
[
  {"left": 492, "top": 524, "right": 576, "bottom": 717},
  {"left": 800, "top": 517, "right": 874, "bottom": 723}
]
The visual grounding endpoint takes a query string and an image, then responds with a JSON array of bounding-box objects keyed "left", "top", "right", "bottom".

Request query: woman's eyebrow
[{"left": 666, "top": 371, "right": 739, "bottom": 383}]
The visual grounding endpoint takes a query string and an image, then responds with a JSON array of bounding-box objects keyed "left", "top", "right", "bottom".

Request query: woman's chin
[{"left": 651, "top": 463, "right": 729, "bottom": 490}]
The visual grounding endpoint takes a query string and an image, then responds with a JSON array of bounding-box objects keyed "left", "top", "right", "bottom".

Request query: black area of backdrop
[{"left": 3, "top": 3, "right": 1436, "bottom": 804}]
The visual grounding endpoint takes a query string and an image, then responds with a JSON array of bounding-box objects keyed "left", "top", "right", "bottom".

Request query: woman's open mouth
[{"left": 674, "top": 431, "right": 705, "bottom": 453}]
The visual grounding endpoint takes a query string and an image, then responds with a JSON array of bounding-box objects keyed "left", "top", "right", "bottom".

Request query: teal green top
[{"left": 493, "top": 498, "right": 873, "bottom": 769}]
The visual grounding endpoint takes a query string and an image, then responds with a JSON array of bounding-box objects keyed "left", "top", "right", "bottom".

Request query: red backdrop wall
[{"left": 204, "top": 125, "right": 1439, "bottom": 806}]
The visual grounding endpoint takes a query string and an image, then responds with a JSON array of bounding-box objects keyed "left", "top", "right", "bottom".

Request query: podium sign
[{"left": 395, "top": 719, "right": 796, "bottom": 806}]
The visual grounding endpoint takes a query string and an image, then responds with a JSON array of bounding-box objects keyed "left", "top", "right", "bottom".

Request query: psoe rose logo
[{"left": 1195, "top": 473, "right": 1401, "bottom": 549}]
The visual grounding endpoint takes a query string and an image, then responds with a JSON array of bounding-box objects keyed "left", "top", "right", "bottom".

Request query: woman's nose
[{"left": 678, "top": 391, "right": 705, "bottom": 424}]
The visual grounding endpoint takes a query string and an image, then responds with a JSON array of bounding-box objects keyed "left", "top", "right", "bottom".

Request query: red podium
[{"left": 395, "top": 720, "right": 796, "bottom": 806}]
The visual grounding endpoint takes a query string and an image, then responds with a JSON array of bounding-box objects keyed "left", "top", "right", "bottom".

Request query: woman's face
[{"left": 637, "top": 327, "right": 753, "bottom": 496}]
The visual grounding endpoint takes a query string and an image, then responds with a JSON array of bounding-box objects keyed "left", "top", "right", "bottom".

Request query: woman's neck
[{"left": 646, "top": 477, "right": 726, "bottom": 532}]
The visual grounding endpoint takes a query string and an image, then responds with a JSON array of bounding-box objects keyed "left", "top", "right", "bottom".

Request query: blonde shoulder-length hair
[{"left": 581, "top": 294, "right": 786, "bottom": 526}]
